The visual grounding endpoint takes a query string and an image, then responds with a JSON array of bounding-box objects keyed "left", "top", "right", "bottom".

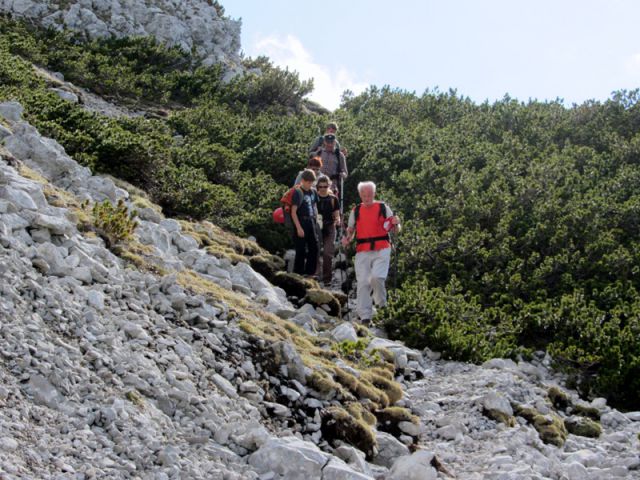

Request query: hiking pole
[
  {"left": 338, "top": 174, "right": 344, "bottom": 238},
  {"left": 390, "top": 234, "right": 398, "bottom": 290},
  {"left": 337, "top": 240, "right": 353, "bottom": 305},
  {"left": 317, "top": 217, "right": 323, "bottom": 283}
]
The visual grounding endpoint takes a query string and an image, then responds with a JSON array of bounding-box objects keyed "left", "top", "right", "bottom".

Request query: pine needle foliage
[{"left": 91, "top": 199, "right": 138, "bottom": 248}]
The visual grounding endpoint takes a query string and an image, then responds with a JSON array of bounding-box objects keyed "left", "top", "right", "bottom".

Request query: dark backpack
[{"left": 310, "top": 135, "right": 342, "bottom": 157}]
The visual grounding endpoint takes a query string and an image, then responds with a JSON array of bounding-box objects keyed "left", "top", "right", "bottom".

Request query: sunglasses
[
  {"left": 317, "top": 185, "right": 329, "bottom": 189},
  {"left": 324, "top": 135, "right": 336, "bottom": 141}
]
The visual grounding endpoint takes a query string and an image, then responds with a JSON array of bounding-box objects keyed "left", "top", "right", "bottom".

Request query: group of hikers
[{"left": 277, "top": 122, "right": 401, "bottom": 325}]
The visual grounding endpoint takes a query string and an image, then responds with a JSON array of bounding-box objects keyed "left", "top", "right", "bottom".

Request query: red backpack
[{"left": 278, "top": 186, "right": 303, "bottom": 228}]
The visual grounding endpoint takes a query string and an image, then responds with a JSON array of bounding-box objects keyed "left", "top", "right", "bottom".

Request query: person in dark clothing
[
  {"left": 318, "top": 134, "right": 347, "bottom": 200},
  {"left": 291, "top": 169, "right": 319, "bottom": 276},
  {"left": 308, "top": 121, "right": 343, "bottom": 156},
  {"left": 315, "top": 175, "right": 341, "bottom": 285}
]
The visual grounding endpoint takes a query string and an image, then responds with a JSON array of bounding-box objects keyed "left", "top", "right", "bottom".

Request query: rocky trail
[{"left": 0, "top": 95, "right": 639, "bottom": 480}]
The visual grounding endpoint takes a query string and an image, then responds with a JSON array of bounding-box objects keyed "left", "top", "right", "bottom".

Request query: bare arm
[
  {"left": 341, "top": 226, "right": 355, "bottom": 246},
  {"left": 384, "top": 205, "right": 401, "bottom": 233}
]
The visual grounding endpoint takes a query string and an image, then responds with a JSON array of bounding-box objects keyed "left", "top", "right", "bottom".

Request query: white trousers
[{"left": 354, "top": 248, "right": 391, "bottom": 320}]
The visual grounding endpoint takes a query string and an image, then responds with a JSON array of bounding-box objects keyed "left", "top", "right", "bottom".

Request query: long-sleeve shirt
[
  {"left": 308, "top": 135, "right": 342, "bottom": 155},
  {"left": 319, "top": 148, "right": 347, "bottom": 179}
]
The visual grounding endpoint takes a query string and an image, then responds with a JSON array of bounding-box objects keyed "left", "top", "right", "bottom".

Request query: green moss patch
[
  {"left": 573, "top": 403, "right": 601, "bottom": 420},
  {"left": 565, "top": 416, "right": 602, "bottom": 438},
  {"left": 321, "top": 406, "right": 377, "bottom": 460},
  {"left": 548, "top": 386, "right": 571, "bottom": 411},
  {"left": 375, "top": 406, "right": 419, "bottom": 436},
  {"left": 304, "top": 288, "right": 341, "bottom": 317},
  {"left": 514, "top": 404, "right": 568, "bottom": 447},
  {"left": 272, "top": 271, "right": 317, "bottom": 298}
]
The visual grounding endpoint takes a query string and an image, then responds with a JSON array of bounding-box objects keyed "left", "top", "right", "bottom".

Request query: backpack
[
  {"left": 354, "top": 202, "right": 391, "bottom": 250},
  {"left": 354, "top": 202, "right": 387, "bottom": 223},
  {"left": 280, "top": 186, "right": 303, "bottom": 228},
  {"left": 310, "top": 135, "right": 342, "bottom": 157}
]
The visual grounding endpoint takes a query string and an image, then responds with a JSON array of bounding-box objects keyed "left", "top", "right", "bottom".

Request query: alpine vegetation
[{"left": 1, "top": 0, "right": 640, "bottom": 478}]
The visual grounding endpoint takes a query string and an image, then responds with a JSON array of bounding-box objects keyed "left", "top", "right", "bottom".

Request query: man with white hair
[{"left": 342, "top": 181, "right": 400, "bottom": 325}]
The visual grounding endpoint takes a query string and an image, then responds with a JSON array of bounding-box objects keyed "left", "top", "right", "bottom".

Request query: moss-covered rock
[
  {"left": 332, "top": 290, "right": 348, "bottom": 307},
  {"left": 482, "top": 393, "right": 516, "bottom": 427},
  {"left": 333, "top": 367, "right": 389, "bottom": 408},
  {"left": 573, "top": 402, "right": 601, "bottom": 420},
  {"left": 514, "top": 404, "right": 568, "bottom": 447},
  {"left": 249, "top": 254, "right": 285, "bottom": 281},
  {"left": 307, "top": 371, "right": 340, "bottom": 400},
  {"left": 346, "top": 402, "right": 377, "bottom": 426},
  {"left": 125, "top": 390, "right": 144, "bottom": 407},
  {"left": 303, "top": 288, "right": 341, "bottom": 317},
  {"left": 375, "top": 406, "right": 419, "bottom": 437},
  {"left": 361, "top": 370, "right": 403, "bottom": 405},
  {"left": 353, "top": 323, "right": 370, "bottom": 338},
  {"left": 565, "top": 416, "right": 602, "bottom": 438},
  {"left": 533, "top": 413, "right": 568, "bottom": 447},
  {"left": 272, "top": 271, "right": 317, "bottom": 298},
  {"left": 321, "top": 406, "right": 377, "bottom": 460},
  {"left": 548, "top": 386, "right": 571, "bottom": 411},
  {"left": 483, "top": 407, "right": 516, "bottom": 427},
  {"left": 513, "top": 404, "right": 538, "bottom": 423}
]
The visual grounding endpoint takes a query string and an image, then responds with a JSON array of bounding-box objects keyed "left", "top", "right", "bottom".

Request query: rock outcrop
[{"left": 0, "top": 0, "right": 242, "bottom": 71}]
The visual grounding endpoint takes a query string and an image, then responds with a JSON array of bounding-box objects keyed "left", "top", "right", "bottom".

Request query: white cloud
[
  {"left": 250, "top": 34, "right": 369, "bottom": 111},
  {"left": 625, "top": 53, "right": 640, "bottom": 76}
]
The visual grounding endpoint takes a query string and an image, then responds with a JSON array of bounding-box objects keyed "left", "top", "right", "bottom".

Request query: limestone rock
[
  {"left": 49, "top": 88, "right": 79, "bottom": 103},
  {"left": 373, "top": 432, "right": 409, "bottom": 468},
  {"left": 1, "top": 0, "right": 243, "bottom": 71},
  {"left": 272, "top": 341, "right": 307, "bottom": 384},
  {"left": 331, "top": 322, "right": 358, "bottom": 343},
  {"left": 248, "top": 436, "right": 329, "bottom": 480},
  {"left": 32, "top": 213, "right": 74, "bottom": 235},
  {"left": 0, "top": 123, "right": 11, "bottom": 140},
  {"left": 322, "top": 458, "right": 374, "bottom": 480},
  {"left": 482, "top": 391, "right": 515, "bottom": 426},
  {"left": 0, "top": 101, "right": 23, "bottom": 122},
  {"left": 333, "top": 445, "right": 372, "bottom": 476},
  {"left": 212, "top": 373, "right": 238, "bottom": 399},
  {"left": 388, "top": 450, "right": 437, "bottom": 480},
  {"left": 1, "top": 187, "right": 35, "bottom": 212}
]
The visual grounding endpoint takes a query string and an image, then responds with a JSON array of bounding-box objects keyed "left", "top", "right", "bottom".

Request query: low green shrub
[
  {"left": 379, "top": 276, "right": 524, "bottom": 363},
  {"left": 92, "top": 199, "right": 138, "bottom": 248}
]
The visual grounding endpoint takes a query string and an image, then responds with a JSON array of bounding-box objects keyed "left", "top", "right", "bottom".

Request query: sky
[{"left": 224, "top": 0, "right": 640, "bottom": 111}]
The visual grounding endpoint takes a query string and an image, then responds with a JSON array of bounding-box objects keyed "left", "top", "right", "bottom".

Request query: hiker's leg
[
  {"left": 304, "top": 222, "right": 318, "bottom": 275},
  {"left": 322, "top": 225, "right": 336, "bottom": 283},
  {"left": 370, "top": 248, "right": 391, "bottom": 307},
  {"left": 293, "top": 231, "right": 306, "bottom": 275},
  {"left": 355, "top": 251, "right": 373, "bottom": 320}
]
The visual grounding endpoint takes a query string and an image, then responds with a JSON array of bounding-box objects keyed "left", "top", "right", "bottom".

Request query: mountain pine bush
[{"left": 3, "top": 15, "right": 640, "bottom": 408}]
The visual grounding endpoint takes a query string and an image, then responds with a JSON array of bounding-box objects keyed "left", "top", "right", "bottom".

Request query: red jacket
[{"left": 354, "top": 202, "right": 391, "bottom": 253}]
